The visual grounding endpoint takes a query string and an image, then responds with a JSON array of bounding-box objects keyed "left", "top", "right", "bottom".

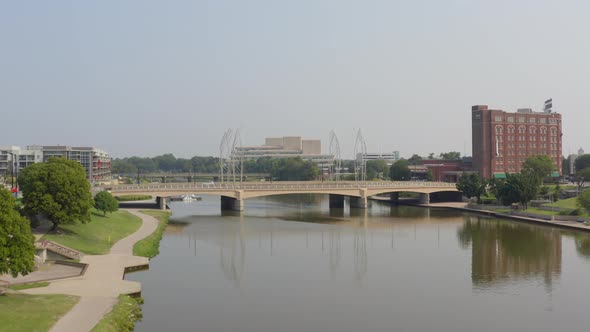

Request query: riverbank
[
  {"left": 370, "top": 197, "right": 590, "bottom": 233},
  {"left": 22, "top": 209, "right": 159, "bottom": 332}
]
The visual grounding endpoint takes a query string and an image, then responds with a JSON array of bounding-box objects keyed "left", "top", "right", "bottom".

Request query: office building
[
  {"left": 234, "top": 136, "right": 333, "bottom": 168},
  {"left": 357, "top": 151, "right": 400, "bottom": 166},
  {"left": 472, "top": 102, "right": 562, "bottom": 179},
  {"left": 0, "top": 145, "right": 111, "bottom": 182}
]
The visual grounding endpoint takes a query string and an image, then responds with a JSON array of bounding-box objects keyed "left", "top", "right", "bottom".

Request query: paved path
[{"left": 23, "top": 209, "right": 160, "bottom": 332}]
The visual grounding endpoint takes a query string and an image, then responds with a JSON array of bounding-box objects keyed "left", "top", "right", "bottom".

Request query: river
[{"left": 127, "top": 194, "right": 590, "bottom": 332}]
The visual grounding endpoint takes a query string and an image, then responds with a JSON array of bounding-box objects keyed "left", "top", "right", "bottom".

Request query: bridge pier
[
  {"left": 350, "top": 189, "right": 369, "bottom": 209},
  {"left": 156, "top": 196, "right": 167, "bottom": 210},
  {"left": 419, "top": 193, "right": 430, "bottom": 205},
  {"left": 389, "top": 192, "right": 399, "bottom": 202},
  {"left": 329, "top": 194, "right": 345, "bottom": 209},
  {"left": 221, "top": 196, "right": 244, "bottom": 211},
  {"left": 350, "top": 196, "right": 368, "bottom": 209}
]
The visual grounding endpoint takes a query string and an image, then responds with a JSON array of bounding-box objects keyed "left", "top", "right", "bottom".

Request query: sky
[{"left": 1, "top": 0, "right": 589, "bottom": 159}]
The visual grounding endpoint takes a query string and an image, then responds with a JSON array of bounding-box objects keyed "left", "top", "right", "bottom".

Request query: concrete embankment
[{"left": 370, "top": 197, "right": 590, "bottom": 233}]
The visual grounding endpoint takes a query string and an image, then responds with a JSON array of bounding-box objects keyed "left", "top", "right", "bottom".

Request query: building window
[
  {"left": 529, "top": 118, "right": 536, "bottom": 123},
  {"left": 518, "top": 126, "right": 526, "bottom": 134},
  {"left": 550, "top": 127, "right": 557, "bottom": 136},
  {"left": 529, "top": 126, "right": 536, "bottom": 134},
  {"left": 507, "top": 117, "right": 514, "bottom": 123},
  {"left": 549, "top": 118, "right": 558, "bottom": 124},
  {"left": 495, "top": 126, "right": 503, "bottom": 134},
  {"left": 507, "top": 125, "right": 515, "bottom": 133},
  {"left": 539, "top": 118, "right": 547, "bottom": 124},
  {"left": 495, "top": 116, "right": 503, "bottom": 122},
  {"left": 518, "top": 117, "right": 526, "bottom": 123}
]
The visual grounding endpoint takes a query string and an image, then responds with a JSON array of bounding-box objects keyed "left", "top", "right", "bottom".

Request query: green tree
[
  {"left": 0, "top": 188, "right": 35, "bottom": 278},
  {"left": 456, "top": 174, "right": 485, "bottom": 202},
  {"left": 496, "top": 171, "right": 539, "bottom": 209},
  {"left": 577, "top": 189, "right": 590, "bottom": 214},
  {"left": 269, "top": 157, "right": 318, "bottom": 181},
  {"left": 366, "top": 160, "right": 388, "bottom": 180},
  {"left": 439, "top": 151, "right": 461, "bottom": 160},
  {"left": 19, "top": 158, "right": 93, "bottom": 231},
  {"left": 552, "top": 183, "right": 562, "bottom": 202},
  {"left": 575, "top": 168, "right": 590, "bottom": 191},
  {"left": 575, "top": 154, "right": 590, "bottom": 172},
  {"left": 389, "top": 159, "right": 411, "bottom": 181},
  {"left": 94, "top": 191, "right": 119, "bottom": 216},
  {"left": 408, "top": 154, "right": 423, "bottom": 165},
  {"left": 153, "top": 154, "right": 177, "bottom": 172},
  {"left": 522, "top": 155, "right": 554, "bottom": 181},
  {"left": 111, "top": 159, "right": 138, "bottom": 175}
]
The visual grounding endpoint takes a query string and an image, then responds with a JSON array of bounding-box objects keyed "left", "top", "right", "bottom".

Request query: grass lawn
[
  {"left": 42, "top": 209, "right": 143, "bottom": 255},
  {"left": 91, "top": 295, "right": 143, "bottom": 332},
  {"left": 133, "top": 210, "right": 171, "bottom": 258},
  {"left": 525, "top": 207, "right": 559, "bottom": 216},
  {"left": 115, "top": 195, "right": 153, "bottom": 202},
  {"left": 0, "top": 294, "right": 78, "bottom": 332},
  {"left": 8, "top": 282, "right": 49, "bottom": 291},
  {"left": 546, "top": 197, "right": 578, "bottom": 209}
]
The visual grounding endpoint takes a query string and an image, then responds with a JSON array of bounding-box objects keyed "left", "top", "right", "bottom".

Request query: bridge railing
[{"left": 104, "top": 181, "right": 457, "bottom": 192}]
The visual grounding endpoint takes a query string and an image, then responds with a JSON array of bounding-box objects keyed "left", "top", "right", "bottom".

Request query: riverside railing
[{"left": 105, "top": 181, "right": 457, "bottom": 192}]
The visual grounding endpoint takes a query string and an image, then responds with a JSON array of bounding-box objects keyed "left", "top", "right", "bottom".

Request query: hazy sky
[{"left": 1, "top": 0, "right": 589, "bottom": 159}]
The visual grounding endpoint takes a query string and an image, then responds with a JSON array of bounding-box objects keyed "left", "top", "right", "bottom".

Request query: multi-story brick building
[{"left": 472, "top": 103, "right": 562, "bottom": 179}]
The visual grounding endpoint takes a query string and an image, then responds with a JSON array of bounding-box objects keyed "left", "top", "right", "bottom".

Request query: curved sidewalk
[{"left": 23, "top": 209, "right": 159, "bottom": 332}]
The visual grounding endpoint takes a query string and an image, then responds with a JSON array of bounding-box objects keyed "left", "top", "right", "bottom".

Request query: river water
[{"left": 127, "top": 195, "right": 590, "bottom": 332}]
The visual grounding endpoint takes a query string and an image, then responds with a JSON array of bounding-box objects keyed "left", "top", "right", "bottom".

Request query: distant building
[
  {"left": 0, "top": 146, "right": 43, "bottom": 174},
  {"left": 234, "top": 136, "right": 333, "bottom": 169},
  {"left": 409, "top": 158, "right": 473, "bottom": 182},
  {"left": 472, "top": 102, "right": 562, "bottom": 179},
  {"left": 357, "top": 151, "right": 400, "bottom": 166},
  {"left": 569, "top": 154, "right": 577, "bottom": 176},
  {"left": 0, "top": 145, "right": 111, "bottom": 181}
]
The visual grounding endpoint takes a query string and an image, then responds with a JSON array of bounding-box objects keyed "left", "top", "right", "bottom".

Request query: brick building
[{"left": 472, "top": 103, "right": 562, "bottom": 179}]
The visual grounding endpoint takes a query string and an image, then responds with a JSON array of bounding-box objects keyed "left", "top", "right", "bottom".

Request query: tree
[
  {"left": 575, "top": 168, "right": 590, "bottom": 191},
  {"left": 577, "top": 189, "right": 590, "bottom": 214},
  {"left": 522, "top": 155, "right": 554, "bottom": 181},
  {"left": 408, "top": 154, "right": 423, "bottom": 164},
  {"left": 456, "top": 174, "right": 485, "bottom": 202},
  {"left": 575, "top": 154, "right": 590, "bottom": 172},
  {"left": 94, "top": 191, "right": 119, "bottom": 216},
  {"left": 0, "top": 188, "right": 35, "bottom": 279},
  {"left": 366, "top": 160, "right": 388, "bottom": 180},
  {"left": 552, "top": 183, "right": 562, "bottom": 202},
  {"left": 268, "top": 157, "right": 318, "bottom": 181},
  {"left": 19, "top": 158, "right": 93, "bottom": 231},
  {"left": 439, "top": 151, "right": 461, "bottom": 160},
  {"left": 496, "top": 171, "right": 539, "bottom": 209},
  {"left": 389, "top": 159, "right": 411, "bottom": 181},
  {"left": 111, "top": 159, "right": 138, "bottom": 175}
]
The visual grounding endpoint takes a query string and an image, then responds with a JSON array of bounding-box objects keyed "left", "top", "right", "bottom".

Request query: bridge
[
  {"left": 117, "top": 172, "right": 270, "bottom": 183},
  {"left": 104, "top": 181, "right": 461, "bottom": 212}
]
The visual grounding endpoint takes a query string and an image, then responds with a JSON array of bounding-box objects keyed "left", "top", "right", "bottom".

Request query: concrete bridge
[{"left": 104, "top": 181, "right": 461, "bottom": 211}]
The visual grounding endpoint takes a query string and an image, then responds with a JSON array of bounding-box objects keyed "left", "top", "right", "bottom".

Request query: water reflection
[
  {"left": 457, "top": 216, "right": 561, "bottom": 288},
  {"left": 130, "top": 196, "right": 590, "bottom": 332}
]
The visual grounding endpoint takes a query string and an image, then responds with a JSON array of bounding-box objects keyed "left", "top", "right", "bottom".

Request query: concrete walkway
[{"left": 23, "top": 209, "right": 159, "bottom": 332}]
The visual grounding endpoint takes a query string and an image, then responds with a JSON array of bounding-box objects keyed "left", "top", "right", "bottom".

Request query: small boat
[{"left": 181, "top": 194, "right": 202, "bottom": 202}]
